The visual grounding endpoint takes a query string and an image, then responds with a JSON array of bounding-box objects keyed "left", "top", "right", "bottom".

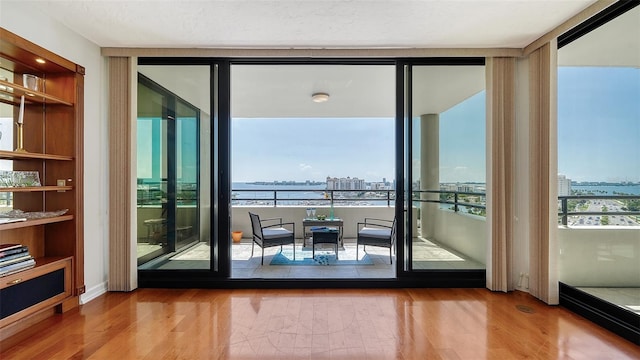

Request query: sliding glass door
[
  {"left": 135, "top": 58, "right": 487, "bottom": 287},
  {"left": 136, "top": 67, "right": 211, "bottom": 270}
]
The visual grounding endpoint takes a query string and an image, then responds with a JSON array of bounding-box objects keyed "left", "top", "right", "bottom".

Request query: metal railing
[
  {"left": 558, "top": 195, "right": 640, "bottom": 225},
  {"left": 412, "top": 190, "right": 487, "bottom": 216},
  {"left": 231, "top": 189, "right": 395, "bottom": 207},
  {"left": 138, "top": 184, "right": 640, "bottom": 226}
]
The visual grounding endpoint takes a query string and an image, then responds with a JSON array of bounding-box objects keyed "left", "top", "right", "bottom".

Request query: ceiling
[
  {"left": 15, "top": 0, "right": 635, "bottom": 119},
  {"left": 140, "top": 63, "right": 486, "bottom": 118},
  {"left": 20, "top": 0, "right": 597, "bottom": 49}
]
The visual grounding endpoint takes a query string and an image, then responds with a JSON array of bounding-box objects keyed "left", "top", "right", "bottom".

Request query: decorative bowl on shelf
[
  {"left": 1, "top": 208, "right": 68, "bottom": 219},
  {"left": 0, "top": 170, "right": 41, "bottom": 187}
]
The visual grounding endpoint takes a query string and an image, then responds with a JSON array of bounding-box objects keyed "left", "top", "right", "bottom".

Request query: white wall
[
  {"left": 1, "top": 2, "right": 109, "bottom": 303},
  {"left": 433, "top": 210, "right": 487, "bottom": 265},
  {"left": 558, "top": 227, "right": 640, "bottom": 287}
]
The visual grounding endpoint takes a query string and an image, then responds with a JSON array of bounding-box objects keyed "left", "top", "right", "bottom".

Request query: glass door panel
[
  {"left": 175, "top": 100, "right": 200, "bottom": 250},
  {"left": 137, "top": 65, "right": 211, "bottom": 270},
  {"left": 409, "top": 64, "right": 487, "bottom": 271},
  {"left": 229, "top": 63, "right": 396, "bottom": 279},
  {"left": 137, "top": 78, "right": 169, "bottom": 264}
]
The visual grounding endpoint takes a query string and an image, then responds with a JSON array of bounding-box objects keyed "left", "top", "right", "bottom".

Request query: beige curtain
[
  {"left": 528, "top": 42, "right": 559, "bottom": 304},
  {"left": 108, "top": 57, "right": 136, "bottom": 291},
  {"left": 486, "top": 57, "right": 516, "bottom": 292}
]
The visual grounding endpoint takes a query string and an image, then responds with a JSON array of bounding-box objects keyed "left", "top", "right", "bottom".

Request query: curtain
[
  {"left": 528, "top": 42, "right": 559, "bottom": 304},
  {"left": 486, "top": 57, "right": 516, "bottom": 292},
  {"left": 108, "top": 57, "right": 136, "bottom": 291}
]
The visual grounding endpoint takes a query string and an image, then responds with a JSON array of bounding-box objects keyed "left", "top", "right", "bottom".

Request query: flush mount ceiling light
[{"left": 311, "top": 92, "right": 330, "bottom": 103}]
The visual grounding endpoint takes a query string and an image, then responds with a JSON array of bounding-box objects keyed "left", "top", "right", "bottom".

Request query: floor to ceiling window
[
  {"left": 556, "top": 2, "right": 639, "bottom": 344},
  {"left": 408, "top": 62, "right": 487, "bottom": 272}
]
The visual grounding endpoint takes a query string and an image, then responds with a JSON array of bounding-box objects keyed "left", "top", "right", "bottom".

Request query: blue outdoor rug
[{"left": 270, "top": 251, "right": 373, "bottom": 266}]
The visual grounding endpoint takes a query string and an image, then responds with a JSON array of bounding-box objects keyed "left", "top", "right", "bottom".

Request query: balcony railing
[
  {"left": 558, "top": 195, "right": 640, "bottom": 226},
  {"left": 138, "top": 184, "right": 640, "bottom": 226},
  {"left": 412, "top": 190, "right": 487, "bottom": 216},
  {"left": 231, "top": 189, "right": 395, "bottom": 207}
]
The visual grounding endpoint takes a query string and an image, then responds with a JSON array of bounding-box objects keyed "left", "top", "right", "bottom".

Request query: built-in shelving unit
[
  {"left": 0, "top": 27, "right": 84, "bottom": 342},
  {"left": 0, "top": 79, "right": 73, "bottom": 106},
  {"left": 0, "top": 150, "right": 73, "bottom": 161}
]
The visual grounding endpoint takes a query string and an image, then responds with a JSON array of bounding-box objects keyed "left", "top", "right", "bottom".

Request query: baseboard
[{"left": 80, "top": 281, "right": 107, "bottom": 304}]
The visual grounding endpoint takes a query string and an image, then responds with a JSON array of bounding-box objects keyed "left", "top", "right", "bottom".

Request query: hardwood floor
[{"left": 1, "top": 288, "right": 638, "bottom": 359}]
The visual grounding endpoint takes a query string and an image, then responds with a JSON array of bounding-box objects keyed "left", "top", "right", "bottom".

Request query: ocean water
[
  {"left": 232, "top": 182, "right": 326, "bottom": 200},
  {"left": 231, "top": 182, "right": 392, "bottom": 206},
  {"left": 232, "top": 182, "right": 640, "bottom": 200},
  {"left": 232, "top": 182, "right": 640, "bottom": 197},
  {"left": 572, "top": 185, "right": 640, "bottom": 196}
]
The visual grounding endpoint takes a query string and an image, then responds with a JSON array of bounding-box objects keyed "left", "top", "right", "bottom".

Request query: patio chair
[
  {"left": 249, "top": 212, "right": 296, "bottom": 265},
  {"left": 356, "top": 217, "right": 396, "bottom": 264}
]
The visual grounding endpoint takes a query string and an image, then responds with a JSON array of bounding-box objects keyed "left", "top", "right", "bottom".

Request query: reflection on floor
[
  {"left": 137, "top": 236, "right": 486, "bottom": 278},
  {"left": 577, "top": 286, "right": 640, "bottom": 315}
]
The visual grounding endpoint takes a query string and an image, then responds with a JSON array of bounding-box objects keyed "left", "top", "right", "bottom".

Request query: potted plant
[{"left": 231, "top": 231, "right": 243, "bottom": 243}]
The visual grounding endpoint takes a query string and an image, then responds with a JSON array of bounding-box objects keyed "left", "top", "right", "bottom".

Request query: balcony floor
[
  {"left": 231, "top": 240, "right": 395, "bottom": 279},
  {"left": 137, "top": 237, "right": 486, "bottom": 278},
  {"left": 576, "top": 286, "right": 640, "bottom": 315}
]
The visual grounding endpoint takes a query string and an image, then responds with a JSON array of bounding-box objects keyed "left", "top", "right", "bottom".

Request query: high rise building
[
  {"left": 326, "top": 176, "right": 365, "bottom": 190},
  {"left": 558, "top": 174, "right": 572, "bottom": 196}
]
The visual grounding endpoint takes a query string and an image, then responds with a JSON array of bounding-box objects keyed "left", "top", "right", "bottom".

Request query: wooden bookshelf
[{"left": 0, "top": 27, "right": 84, "bottom": 341}]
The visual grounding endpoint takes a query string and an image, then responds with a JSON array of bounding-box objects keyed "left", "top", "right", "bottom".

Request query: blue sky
[
  {"left": 438, "top": 91, "right": 486, "bottom": 183},
  {"left": 232, "top": 117, "right": 395, "bottom": 182},
  {"left": 558, "top": 67, "right": 640, "bottom": 183},
  {"left": 230, "top": 67, "right": 639, "bottom": 184}
]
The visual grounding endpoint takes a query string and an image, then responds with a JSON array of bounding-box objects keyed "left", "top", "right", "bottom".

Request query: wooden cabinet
[{"left": 0, "top": 28, "right": 84, "bottom": 338}]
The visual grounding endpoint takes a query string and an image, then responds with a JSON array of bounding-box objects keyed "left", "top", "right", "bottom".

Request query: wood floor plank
[{"left": 1, "top": 288, "right": 638, "bottom": 359}]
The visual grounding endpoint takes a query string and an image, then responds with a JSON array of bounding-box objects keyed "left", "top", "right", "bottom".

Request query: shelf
[
  {"left": 0, "top": 186, "right": 72, "bottom": 192},
  {"left": 0, "top": 215, "right": 73, "bottom": 230},
  {"left": 0, "top": 256, "right": 72, "bottom": 329},
  {"left": 0, "top": 150, "right": 73, "bottom": 161},
  {"left": 1, "top": 256, "right": 70, "bottom": 285},
  {"left": 0, "top": 79, "right": 73, "bottom": 106}
]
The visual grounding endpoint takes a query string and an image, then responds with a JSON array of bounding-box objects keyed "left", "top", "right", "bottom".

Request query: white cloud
[{"left": 299, "top": 163, "right": 312, "bottom": 172}]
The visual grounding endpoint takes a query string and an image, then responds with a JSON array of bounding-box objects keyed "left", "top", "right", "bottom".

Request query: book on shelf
[
  {"left": 0, "top": 217, "right": 27, "bottom": 224},
  {"left": 0, "top": 243, "right": 24, "bottom": 252},
  {"left": 0, "top": 244, "right": 29, "bottom": 258},
  {"left": 0, "top": 258, "right": 36, "bottom": 277},
  {"left": 0, "top": 250, "right": 31, "bottom": 262},
  {"left": 0, "top": 254, "right": 33, "bottom": 267}
]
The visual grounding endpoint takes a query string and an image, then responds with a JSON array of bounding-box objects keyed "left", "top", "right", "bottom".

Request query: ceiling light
[
  {"left": 36, "top": 58, "right": 46, "bottom": 64},
  {"left": 311, "top": 92, "right": 329, "bottom": 103}
]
